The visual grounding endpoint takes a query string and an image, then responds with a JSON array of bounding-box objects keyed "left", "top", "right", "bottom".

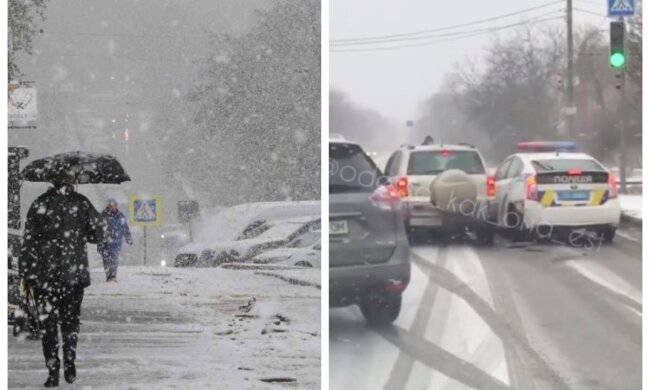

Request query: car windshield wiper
[
  {"left": 532, "top": 161, "right": 554, "bottom": 171},
  {"left": 413, "top": 170, "right": 443, "bottom": 175}
]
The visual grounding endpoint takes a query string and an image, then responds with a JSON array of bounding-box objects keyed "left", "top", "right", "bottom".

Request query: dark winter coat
[
  {"left": 19, "top": 185, "right": 105, "bottom": 289},
  {"left": 98, "top": 208, "right": 131, "bottom": 256}
]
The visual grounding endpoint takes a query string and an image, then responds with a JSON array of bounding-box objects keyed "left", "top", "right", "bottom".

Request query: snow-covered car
[
  {"left": 174, "top": 201, "right": 319, "bottom": 267},
  {"left": 277, "top": 242, "right": 321, "bottom": 268},
  {"left": 252, "top": 234, "right": 321, "bottom": 267},
  {"left": 198, "top": 216, "right": 320, "bottom": 266}
]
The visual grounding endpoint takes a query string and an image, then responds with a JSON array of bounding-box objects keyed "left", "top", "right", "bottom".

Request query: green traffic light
[{"left": 610, "top": 52, "right": 626, "bottom": 68}]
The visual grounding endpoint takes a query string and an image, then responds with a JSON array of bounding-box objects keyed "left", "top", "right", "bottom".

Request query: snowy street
[
  {"left": 9, "top": 266, "right": 320, "bottom": 389},
  {"left": 330, "top": 226, "right": 642, "bottom": 390}
]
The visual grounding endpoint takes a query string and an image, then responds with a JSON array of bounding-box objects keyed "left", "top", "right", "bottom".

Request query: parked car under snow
[
  {"left": 174, "top": 201, "right": 320, "bottom": 267},
  {"left": 251, "top": 235, "right": 321, "bottom": 268},
  {"left": 197, "top": 216, "right": 320, "bottom": 266}
]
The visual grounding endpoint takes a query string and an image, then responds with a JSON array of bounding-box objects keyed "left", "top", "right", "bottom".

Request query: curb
[
  {"left": 220, "top": 263, "right": 296, "bottom": 271},
  {"left": 254, "top": 271, "right": 321, "bottom": 289},
  {"left": 620, "top": 212, "right": 642, "bottom": 228}
]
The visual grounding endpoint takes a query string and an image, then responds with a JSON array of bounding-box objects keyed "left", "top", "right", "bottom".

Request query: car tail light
[
  {"left": 486, "top": 176, "right": 496, "bottom": 197},
  {"left": 568, "top": 169, "right": 582, "bottom": 175},
  {"left": 525, "top": 175, "right": 537, "bottom": 200},
  {"left": 384, "top": 279, "right": 406, "bottom": 292},
  {"left": 439, "top": 150, "right": 451, "bottom": 157},
  {"left": 369, "top": 185, "right": 401, "bottom": 210},
  {"left": 608, "top": 173, "right": 618, "bottom": 198},
  {"left": 396, "top": 176, "right": 409, "bottom": 198}
]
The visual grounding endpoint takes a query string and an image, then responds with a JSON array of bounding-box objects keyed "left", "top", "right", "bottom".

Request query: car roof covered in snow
[{"left": 191, "top": 201, "right": 320, "bottom": 245}]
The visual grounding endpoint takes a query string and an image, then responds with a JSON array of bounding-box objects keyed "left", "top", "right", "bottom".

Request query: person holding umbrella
[
  {"left": 19, "top": 151, "right": 130, "bottom": 387},
  {"left": 19, "top": 172, "right": 105, "bottom": 387},
  {"left": 98, "top": 198, "right": 133, "bottom": 282}
]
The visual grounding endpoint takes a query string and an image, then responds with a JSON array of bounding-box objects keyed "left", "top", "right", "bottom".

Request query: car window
[
  {"left": 385, "top": 151, "right": 402, "bottom": 176},
  {"left": 407, "top": 150, "right": 485, "bottom": 175},
  {"left": 494, "top": 158, "right": 512, "bottom": 181},
  {"left": 532, "top": 159, "right": 604, "bottom": 172},
  {"left": 236, "top": 220, "right": 270, "bottom": 240},
  {"left": 288, "top": 231, "right": 320, "bottom": 248},
  {"left": 330, "top": 143, "right": 382, "bottom": 193},
  {"left": 506, "top": 157, "right": 523, "bottom": 178}
]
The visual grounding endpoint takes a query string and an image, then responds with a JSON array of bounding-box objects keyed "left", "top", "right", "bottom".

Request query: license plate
[
  {"left": 329, "top": 220, "right": 349, "bottom": 235},
  {"left": 557, "top": 190, "right": 590, "bottom": 201}
]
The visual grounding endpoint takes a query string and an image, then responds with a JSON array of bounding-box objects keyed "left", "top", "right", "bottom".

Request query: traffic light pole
[
  {"left": 619, "top": 69, "right": 627, "bottom": 194},
  {"left": 566, "top": 0, "right": 575, "bottom": 138}
]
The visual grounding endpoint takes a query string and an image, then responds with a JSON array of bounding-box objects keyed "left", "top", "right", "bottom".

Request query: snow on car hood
[
  {"left": 192, "top": 201, "right": 320, "bottom": 245},
  {"left": 203, "top": 216, "right": 320, "bottom": 256}
]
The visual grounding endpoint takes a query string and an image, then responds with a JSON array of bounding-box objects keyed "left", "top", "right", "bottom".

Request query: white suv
[{"left": 383, "top": 142, "right": 495, "bottom": 244}]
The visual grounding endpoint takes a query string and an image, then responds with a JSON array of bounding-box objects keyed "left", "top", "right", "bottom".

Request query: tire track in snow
[
  {"left": 410, "top": 250, "right": 573, "bottom": 390},
  {"left": 382, "top": 246, "right": 448, "bottom": 390}
]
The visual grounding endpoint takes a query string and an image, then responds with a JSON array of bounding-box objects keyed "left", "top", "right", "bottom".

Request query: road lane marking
[{"left": 566, "top": 260, "right": 642, "bottom": 305}]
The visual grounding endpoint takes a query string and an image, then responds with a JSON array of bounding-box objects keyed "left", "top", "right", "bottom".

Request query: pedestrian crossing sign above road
[
  {"left": 608, "top": 0, "right": 635, "bottom": 18},
  {"left": 129, "top": 195, "right": 162, "bottom": 227}
]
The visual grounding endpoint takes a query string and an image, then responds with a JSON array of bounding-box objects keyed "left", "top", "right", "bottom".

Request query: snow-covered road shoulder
[
  {"left": 620, "top": 194, "right": 642, "bottom": 225},
  {"left": 9, "top": 266, "right": 320, "bottom": 389}
]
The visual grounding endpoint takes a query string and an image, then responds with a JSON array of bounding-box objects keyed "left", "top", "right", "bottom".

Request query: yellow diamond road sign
[{"left": 129, "top": 195, "right": 162, "bottom": 227}]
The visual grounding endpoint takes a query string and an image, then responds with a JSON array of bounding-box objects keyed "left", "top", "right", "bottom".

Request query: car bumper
[
  {"left": 330, "top": 242, "right": 410, "bottom": 307},
  {"left": 404, "top": 198, "right": 492, "bottom": 229},
  {"left": 522, "top": 199, "right": 621, "bottom": 228}
]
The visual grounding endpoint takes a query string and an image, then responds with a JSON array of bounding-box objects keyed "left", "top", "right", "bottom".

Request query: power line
[
  {"left": 331, "top": 16, "right": 564, "bottom": 53},
  {"left": 331, "top": 9, "right": 564, "bottom": 47},
  {"left": 330, "top": 0, "right": 563, "bottom": 44},
  {"left": 573, "top": 7, "right": 608, "bottom": 17},
  {"left": 575, "top": 0, "right": 605, "bottom": 7}
]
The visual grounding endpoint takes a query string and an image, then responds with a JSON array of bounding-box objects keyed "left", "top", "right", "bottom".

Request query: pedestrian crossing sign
[
  {"left": 129, "top": 195, "right": 162, "bottom": 227},
  {"left": 608, "top": 0, "right": 635, "bottom": 17}
]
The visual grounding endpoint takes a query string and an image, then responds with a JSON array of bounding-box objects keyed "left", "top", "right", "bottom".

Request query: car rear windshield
[
  {"left": 407, "top": 150, "right": 485, "bottom": 175},
  {"left": 330, "top": 143, "right": 382, "bottom": 193},
  {"left": 532, "top": 159, "right": 604, "bottom": 172}
]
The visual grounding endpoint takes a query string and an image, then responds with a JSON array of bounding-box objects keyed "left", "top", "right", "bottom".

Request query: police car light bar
[{"left": 517, "top": 141, "right": 577, "bottom": 153}]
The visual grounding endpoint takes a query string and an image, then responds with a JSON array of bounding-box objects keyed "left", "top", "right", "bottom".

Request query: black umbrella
[{"left": 21, "top": 151, "right": 131, "bottom": 184}]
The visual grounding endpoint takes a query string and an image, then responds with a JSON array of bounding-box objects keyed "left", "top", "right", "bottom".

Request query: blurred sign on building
[
  {"left": 177, "top": 200, "right": 200, "bottom": 223},
  {"left": 8, "top": 81, "right": 37, "bottom": 129}
]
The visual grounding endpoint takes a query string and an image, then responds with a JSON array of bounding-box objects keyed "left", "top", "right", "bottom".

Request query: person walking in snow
[
  {"left": 98, "top": 199, "right": 132, "bottom": 282},
  {"left": 19, "top": 172, "right": 106, "bottom": 387}
]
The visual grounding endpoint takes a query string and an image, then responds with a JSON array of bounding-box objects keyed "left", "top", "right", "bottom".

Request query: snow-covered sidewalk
[
  {"left": 9, "top": 266, "right": 320, "bottom": 389},
  {"left": 620, "top": 194, "right": 642, "bottom": 222}
]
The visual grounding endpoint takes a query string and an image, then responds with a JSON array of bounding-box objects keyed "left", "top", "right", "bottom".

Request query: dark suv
[{"left": 329, "top": 137, "right": 410, "bottom": 326}]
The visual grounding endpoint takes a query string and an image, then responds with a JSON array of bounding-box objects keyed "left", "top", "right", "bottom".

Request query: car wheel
[
  {"left": 599, "top": 227, "right": 616, "bottom": 244},
  {"left": 475, "top": 225, "right": 495, "bottom": 246},
  {"left": 505, "top": 205, "right": 528, "bottom": 242},
  {"left": 295, "top": 261, "right": 313, "bottom": 268},
  {"left": 360, "top": 292, "right": 402, "bottom": 327}
]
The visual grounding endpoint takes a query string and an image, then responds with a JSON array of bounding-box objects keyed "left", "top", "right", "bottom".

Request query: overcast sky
[{"left": 330, "top": 0, "right": 605, "bottom": 123}]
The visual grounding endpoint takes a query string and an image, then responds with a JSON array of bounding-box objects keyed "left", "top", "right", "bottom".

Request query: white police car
[{"left": 489, "top": 141, "right": 621, "bottom": 242}]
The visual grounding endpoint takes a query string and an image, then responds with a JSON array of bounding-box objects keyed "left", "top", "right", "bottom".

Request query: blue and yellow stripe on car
[{"left": 536, "top": 189, "right": 608, "bottom": 207}]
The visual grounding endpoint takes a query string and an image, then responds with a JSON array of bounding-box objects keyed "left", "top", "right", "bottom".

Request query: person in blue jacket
[{"left": 98, "top": 199, "right": 132, "bottom": 282}]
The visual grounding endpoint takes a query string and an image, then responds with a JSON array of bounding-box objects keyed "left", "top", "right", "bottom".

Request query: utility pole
[{"left": 566, "top": 0, "right": 575, "bottom": 138}]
